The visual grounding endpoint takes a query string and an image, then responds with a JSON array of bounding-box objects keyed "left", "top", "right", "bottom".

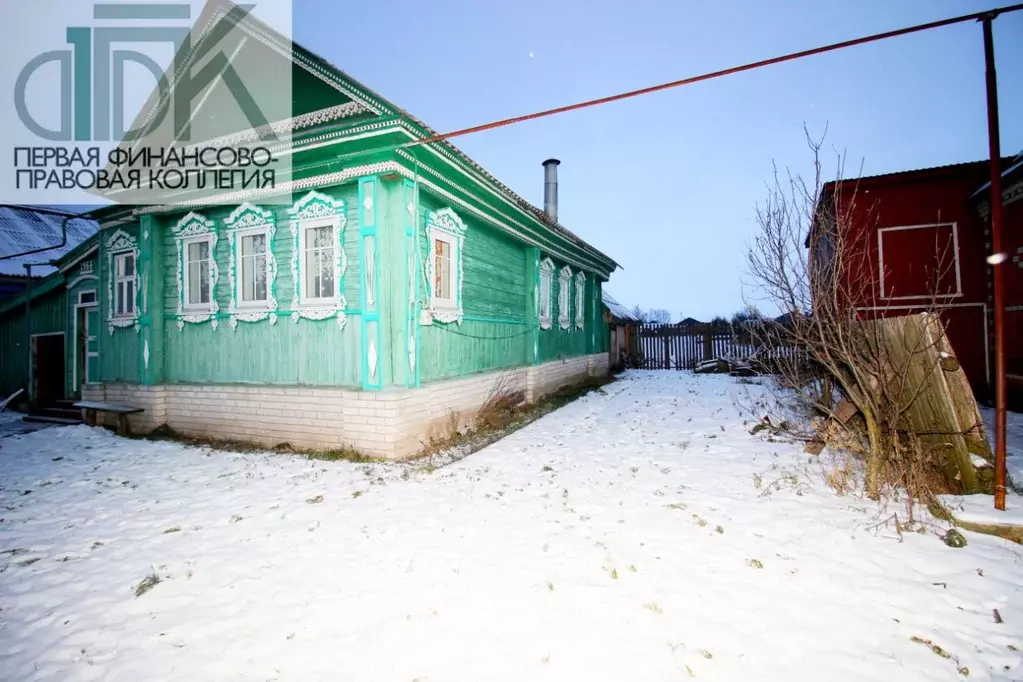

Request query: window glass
[
  {"left": 304, "top": 225, "right": 335, "bottom": 299},
  {"left": 241, "top": 233, "right": 267, "bottom": 302}
]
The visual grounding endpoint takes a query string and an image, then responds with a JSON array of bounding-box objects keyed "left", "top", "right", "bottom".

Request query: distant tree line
[{"left": 630, "top": 306, "right": 672, "bottom": 324}]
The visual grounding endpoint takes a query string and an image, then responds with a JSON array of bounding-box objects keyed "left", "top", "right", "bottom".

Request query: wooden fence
[{"left": 636, "top": 322, "right": 801, "bottom": 370}]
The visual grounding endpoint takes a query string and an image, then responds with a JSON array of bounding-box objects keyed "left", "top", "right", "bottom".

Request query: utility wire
[
  {"left": 433, "top": 323, "right": 538, "bottom": 340},
  {"left": 409, "top": 3, "right": 1023, "bottom": 147}
]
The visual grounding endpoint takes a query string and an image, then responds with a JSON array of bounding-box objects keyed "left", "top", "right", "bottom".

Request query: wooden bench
[{"left": 73, "top": 401, "right": 144, "bottom": 436}]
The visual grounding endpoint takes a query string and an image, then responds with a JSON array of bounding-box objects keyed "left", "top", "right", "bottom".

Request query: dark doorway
[{"left": 32, "top": 334, "right": 66, "bottom": 406}]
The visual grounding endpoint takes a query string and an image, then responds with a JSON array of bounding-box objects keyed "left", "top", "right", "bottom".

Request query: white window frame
[
  {"left": 72, "top": 289, "right": 98, "bottom": 389},
  {"left": 575, "top": 271, "right": 586, "bottom": 329},
  {"left": 287, "top": 191, "right": 347, "bottom": 327},
  {"left": 877, "top": 222, "right": 962, "bottom": 300},
  {"left": 424, "top": 208, "right": 467, "bottom": 325},
  {"left": 233, "top": 225, "right": 273, "bottom": 309},
  {"left": 181, "top": 234, "right": 215, "bottom": 312},
  {"left": 105, "top": 228, "right": 139, "bottom": 333},
  {"left": 558, "top": 265, "right": 572, "bottom": 330},
  {"left": 539, "top": 257, "right": 554, "bottom": 330},
  {"left": 430, "top": 231, "right": 458, "bottom": 310},
  {"left": 171, "top": 212, "right": 219, "bottom": 328},
  {"left": 113, "top": 251, "right": 136, "bottom": 318},
  {"left": 297, "top": 216, "right": 343, "bottom": 306}
]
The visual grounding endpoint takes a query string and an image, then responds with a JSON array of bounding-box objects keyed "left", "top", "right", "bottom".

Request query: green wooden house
[
  {"left": 1, "top": 3, "right": 618, "bottom": 457},
  {"left": 0, "top": 207, "right": 100, "bottom": 411}
]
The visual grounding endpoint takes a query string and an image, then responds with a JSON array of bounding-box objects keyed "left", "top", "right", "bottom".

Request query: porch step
[
  {"left": 22, "top": 415, "right": 83, "bottom": 426},
  {"left": 38, "top": 407, "right": 84, "bottom": 421}
]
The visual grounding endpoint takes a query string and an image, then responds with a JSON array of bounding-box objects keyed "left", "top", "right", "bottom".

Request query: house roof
[
  {"left": 821, "top": 158, "right": 1012, "bottom": 191},
  {"left": 0, "top": 206, "right": 99, "bottom": 277},
  {"left": 114, "top": 1, "right": 617, "bottom": 276},
  {"left": 602, "top": 291, "right": 640, "bottom": 322},
  {"left": 296, "top": 45, "right": 618, "bottom": 274},
  {"left": 808, "top": 157, "right": 1016, "bottom": 248}
]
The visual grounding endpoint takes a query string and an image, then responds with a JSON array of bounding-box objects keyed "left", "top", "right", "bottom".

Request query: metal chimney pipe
[{"left": 542, "top": 158, "right": 560, "bottom": 222}]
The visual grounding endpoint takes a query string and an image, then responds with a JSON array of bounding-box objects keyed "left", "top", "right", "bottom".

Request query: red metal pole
[{"left": 982, "top": 16, "right": 1007, "bottom": 511}]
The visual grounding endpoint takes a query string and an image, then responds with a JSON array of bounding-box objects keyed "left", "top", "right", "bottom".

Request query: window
[
  {"left": 425, "top": 208, "right": 467, "bottom": 325},
  {"left": 558, "top": 265, "right": 572, "bottom": 330},
  {"left": 113, "top": 252, "right": 136, "bottom": 317},
  {"left": 575, "top": 271, "right": 586, "bottom": 329},
  {"left": 539, "top": 258, "right": 554, "bottom": 330},
  {"left": 78, "top": 290, "right": 97, "bottom": 305},
  {"left": 183, "top": 237, "right": 213, "bottom": 309},
  {"left": 433, "top": 235, "right": 455, "bottom": 306},
  {"left": 105, "top": 228, "right": 140, "bottom": 330},
  {"left": 302, "top": 222, "right": 337, "bottom": 301},
  {"left": 172, "top": 211, "right": 219, "bottom": 328},
  {"left": 237, "top": 231, "right": 268, "bottom": 305},
  {"left": 287, "top": 192, "right": 346, "bottom": 325}
]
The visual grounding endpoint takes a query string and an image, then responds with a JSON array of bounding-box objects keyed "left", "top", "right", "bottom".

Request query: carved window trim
[
  {"left": 575, "top": 271, "right": 586, "bottom": 330},
  {"left": 558, "top": 265, "right": 572, "bottom": 330},
  {"left": 105, "top": 228, "right": 140, "bottom": 334},
  {"left": 288, "top": 191, "right": 347, "bottom": 327},
  {"left": 171, "top": 212, "right": 219, "bottom": 329},
  {"left": 424, "top": 207, "right": 467, "bottom": 325},
  {"left": 539, "top": 257, "right": 554, "bottom": 330},
  {"left": 225, "top": 203, "right": 278, "bottom": 330}
]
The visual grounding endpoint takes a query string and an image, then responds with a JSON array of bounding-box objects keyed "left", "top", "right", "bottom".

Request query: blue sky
[{"left": 296, "top": 0, "right": 1023, "bottom": 321}]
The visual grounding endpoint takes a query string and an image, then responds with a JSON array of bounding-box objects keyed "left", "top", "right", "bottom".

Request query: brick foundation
[{"left": 83, "top": 353, "right": 609, "bottom": 459}]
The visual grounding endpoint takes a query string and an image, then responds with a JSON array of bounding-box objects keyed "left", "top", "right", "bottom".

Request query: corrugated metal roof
[
  {"left": 602, "top": 291, "right": 640, "bottom": 322},
  {"left": 0, "top": 206, "right": 98, "bottom": 277}
]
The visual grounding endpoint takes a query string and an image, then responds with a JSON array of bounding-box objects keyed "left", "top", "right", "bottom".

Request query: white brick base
[{"left": 83, "top": 353, "right": 609, "bottom": 459}]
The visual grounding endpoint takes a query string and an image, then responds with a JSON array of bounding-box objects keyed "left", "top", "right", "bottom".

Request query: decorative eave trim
[
  {"left": 189, "top": 102, "right": 370, "bottom": 151},
  {"left": 128, "top": 2, "right": 392, "bottom": 149}
]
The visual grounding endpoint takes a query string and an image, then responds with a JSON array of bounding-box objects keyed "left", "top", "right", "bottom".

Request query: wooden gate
[{"left": 637, "top": 322, "right": 799, "bottom": 370}]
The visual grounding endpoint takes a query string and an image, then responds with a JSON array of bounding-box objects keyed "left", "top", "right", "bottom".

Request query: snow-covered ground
[
  {"left": 1, "top": 372, "right": 1021, "bottom": 681},
  {"left": 980, "top": 405, "right": 1023, "bottom": 487}
]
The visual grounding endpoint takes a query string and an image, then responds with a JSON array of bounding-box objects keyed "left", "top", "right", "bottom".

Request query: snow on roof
[
  {"left": 0, "top": 206, "right": 98, "bottom": 277},
  {"left": 602, "top": 291, "right": 640, "bottom": 322}
]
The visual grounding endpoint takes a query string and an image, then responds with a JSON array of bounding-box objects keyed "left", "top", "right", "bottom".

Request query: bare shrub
[
  {"left": 475, "top": 372, "right": 525, "bottom": 431},
  {"left": 744, "top": 126, "right": 972, "bottom": 506}
]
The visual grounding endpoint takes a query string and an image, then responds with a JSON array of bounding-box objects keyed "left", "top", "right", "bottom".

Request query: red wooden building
[{"left": 817, "top": 154, "right": 1023, "bottom": 408}]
